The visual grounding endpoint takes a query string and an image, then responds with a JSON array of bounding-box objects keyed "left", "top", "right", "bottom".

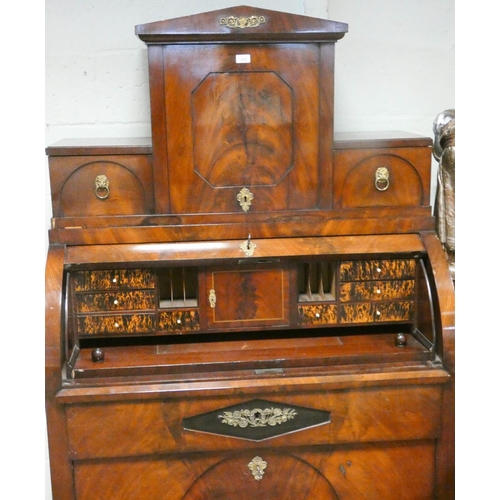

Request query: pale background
[{"left": 39, "top": 1, "right": 455, "bottom": 498}]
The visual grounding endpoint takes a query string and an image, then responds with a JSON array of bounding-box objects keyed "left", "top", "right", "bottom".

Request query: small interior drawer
[
  {"left": 75, "top": 290, "right": 156, "bottom": 312},
  {"left": 298, "top": 303, "right": 338, "bottom": 326},
  {"left": 158, "top": 309, "right": 200, "bottom": 333},
  {"left": 339, "top": 259, "right": 416, "bottom": 281},
  {"left": 73, "top": 269, "right": 155, "bottom": 291},
  {"left": 339, "top": 280, "right": 415, "bottom": 302},
  {"left": 339, "top": 301, "right": 414, "bottom": 323},
  {"left": 77, "top": 313, "right": 156, "bottom": 335}
]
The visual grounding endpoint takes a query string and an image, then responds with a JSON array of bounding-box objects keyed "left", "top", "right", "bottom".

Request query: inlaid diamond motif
[{"left": 183, "top": 399, "right": 330, "bottom": 441}]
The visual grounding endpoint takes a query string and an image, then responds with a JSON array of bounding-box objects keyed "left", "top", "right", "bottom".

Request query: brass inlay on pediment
[{"left": 220, "top": 15, "right": 266, "bottom": 29}]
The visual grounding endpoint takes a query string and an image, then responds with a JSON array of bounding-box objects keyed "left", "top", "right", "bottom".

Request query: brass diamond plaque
[{"left": 183, "top": 399, "right": 330, "bottom": 441}]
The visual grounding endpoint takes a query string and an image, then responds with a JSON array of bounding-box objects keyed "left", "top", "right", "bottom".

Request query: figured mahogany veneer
[{"left": 45, "top": 6, "right": 454, "bottom": 500}]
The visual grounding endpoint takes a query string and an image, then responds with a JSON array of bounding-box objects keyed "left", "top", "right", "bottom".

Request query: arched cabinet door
[{"left": 183, "top": 451, "right": 339, "bottom": 500}]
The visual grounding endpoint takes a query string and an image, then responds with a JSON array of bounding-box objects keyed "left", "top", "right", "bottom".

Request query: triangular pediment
[{"left": 135, "top": 5, "right": 348, "bottom": 43}]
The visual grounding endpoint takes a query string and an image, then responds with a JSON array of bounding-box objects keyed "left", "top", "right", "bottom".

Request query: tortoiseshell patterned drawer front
[
  {"left": 75, "top": 291, "right": 156, "bottom": 313},
  {"left": 73, "top": 269, "right": 155, "bottom": 291},
  {"left": 339, "top": 280, "right": 415, "bottom": 302},
  {"left": 339, "top": 260, "right": 416, "bottom": 282},
  {"left": 77, "top": 314, "right": 156, "bottom": 335},
  {"left": 339, "top": 301, "right": 414, "bottom": 324},
  {"left": 158, "top": 310, "right": 200, "bottom": 333},
  {"left": 298, "top": 304, "right": 337, "bottom": 326}
]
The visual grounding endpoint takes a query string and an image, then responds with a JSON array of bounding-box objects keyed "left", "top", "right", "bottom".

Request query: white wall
[{"left": 44, "top": 1, "right": 454, "bottom": 498}]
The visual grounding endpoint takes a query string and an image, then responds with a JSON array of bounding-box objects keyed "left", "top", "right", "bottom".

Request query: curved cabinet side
[
  {"left": 421, "top": 230, "right": 455, "bottom": 500},
  {"left": 45, "top": 245, "right": 75, "bottom": 500}
]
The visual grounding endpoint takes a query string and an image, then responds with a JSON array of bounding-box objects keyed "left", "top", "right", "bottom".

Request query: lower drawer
[
  {"left": 73, "top": 441, "right": 436, "bottom": 500},
  {"left": 65, "top": 384, "right": 442, "bottom": 459}
]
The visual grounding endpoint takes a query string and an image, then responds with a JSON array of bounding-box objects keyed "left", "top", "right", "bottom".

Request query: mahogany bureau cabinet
[{"left": 45, "top": 6, "right": 455, "bottom": 500}]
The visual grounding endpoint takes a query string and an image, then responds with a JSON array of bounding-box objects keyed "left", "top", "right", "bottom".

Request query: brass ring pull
[
  {"left": 95, "top": 174, "right": 110, "bottom": 200},
  {"left": 374, "top": 167, "right": 390, "bottom": 191}
]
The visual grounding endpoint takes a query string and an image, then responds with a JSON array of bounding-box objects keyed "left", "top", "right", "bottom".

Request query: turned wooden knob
[
  {"left": 91, "top": 347, "right": 105, "bottom": 362},
  {"left": 395, "top": 333, "right": 407, "bottom": 347}
]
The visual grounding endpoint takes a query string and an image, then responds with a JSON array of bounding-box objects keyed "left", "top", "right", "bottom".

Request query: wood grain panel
[
  {"left": 49, "top": 154, "right": 154, "bottom": 217},
  {"left": 207, "top": 267, "right": 289, "bottom": 328},
  {"left": 73, "top": 443, "right": 435, "bottom": 500},
  {"left": 164, "top": 44, "right": 320, "bottom": 214},
  {"left": 66, "top": 385, "right": 441, "bottom": 459},
  {"left": 333, "top": 147, "right": 431, "bottom": 209}
]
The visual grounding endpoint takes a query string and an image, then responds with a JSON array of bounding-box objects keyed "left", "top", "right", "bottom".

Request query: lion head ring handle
[
  {"left": 95, "top": 174, "right": 110, "bottom": 200},
  {"left": 374, "top": 167, "right": 390, "bottom": 192}
]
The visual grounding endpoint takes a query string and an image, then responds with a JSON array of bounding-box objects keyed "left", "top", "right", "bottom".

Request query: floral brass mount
[
  {"left": 182, "top": 398, "right": 330, "bottom": 442},
  {"left": 237, "top": 187, "right": 254, "bottom": 212},
  {"left": 220, "top": 15, "right": 266, "bottom": 29},
  {"left": 219, "top": 406, "right": 298, "bottom": 428},
  {"left": 248, "top": 456, "right": 267, "bottom": 481}
]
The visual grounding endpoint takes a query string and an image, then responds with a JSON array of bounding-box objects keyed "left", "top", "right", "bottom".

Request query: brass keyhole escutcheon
[
  {"left": 209, "top": 289, "right": 216, "bottom": 308},
  {"left": 95, "top": 174, "right": 110, "bottom": 200},
  {"left": 237, "top": 187, "right": 254, "bottom": 212},
  {"left": 374, "top": 167, "right": 390, "bottom": 191},
  {"left": 248, "top": 456, "right": 267, "bottom": 481}
]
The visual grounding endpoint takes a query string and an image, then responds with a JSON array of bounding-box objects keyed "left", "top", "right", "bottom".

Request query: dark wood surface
[
  {"left": 63, "top": 234, "right": 426, "bottom": 265},
  {"left": 45, "top": 6, "right": 454, "bottom": 499},
  {"left": 333, "top": 130, "right": 432, "bottom": 149},
  {"left": 45, "top": 137, "right": 152, "bottom": 155},
  {"left": 135, "top": 5, "right": 348, "bottom": 44}
]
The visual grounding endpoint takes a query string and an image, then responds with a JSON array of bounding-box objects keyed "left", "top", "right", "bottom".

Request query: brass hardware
[
  {"left": 220, "top": 15, "right": 266, "bottom": 29},
  {"left": 374, "top": 167, "right": 390, "bottom": 191},
  {"left": 239, "top": 233, "right": 257, "bottom": 256},
  {"left": 95, "top": 174, "right": 110, "bottom": 199},
  {"left": 248, "top": 456, "right": 267, "bottom": 481},
  {"left": 254, "top": 368, "right": 284, "bottom": 375},
  {"left": 209, "top": 289, "right": 216, "bottom": 308},
  {"left": 218, "top": 406, "right": 298, "bottom": 428},
  {"left": 237, "top": 187, "right": 254, "bottom": 212}
]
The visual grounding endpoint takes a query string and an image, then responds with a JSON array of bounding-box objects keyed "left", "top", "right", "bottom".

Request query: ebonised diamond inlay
[{"left": 183, "top": 399, "right": 330, "bottom": 441}]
